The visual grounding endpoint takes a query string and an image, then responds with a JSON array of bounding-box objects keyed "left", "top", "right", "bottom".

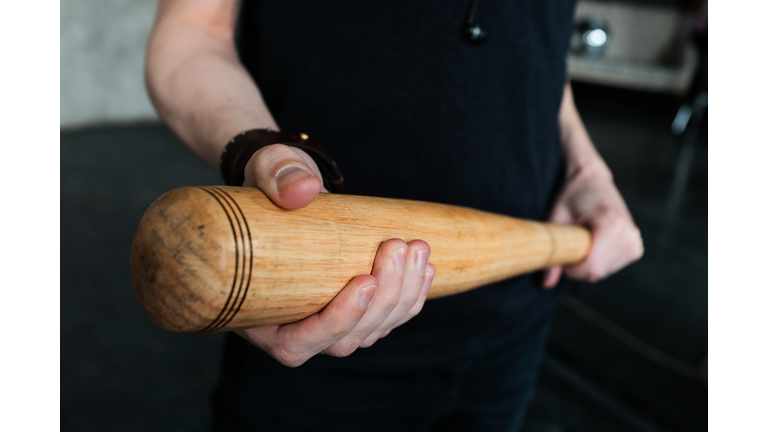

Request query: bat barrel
[{"left": 131, "top": 186, "right": 591, "bottom": 333}]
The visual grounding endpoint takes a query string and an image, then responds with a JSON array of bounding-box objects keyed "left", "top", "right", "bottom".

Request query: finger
[
  {"left": 391, "top": 262, "right": 435, "bottom": 330},
  {"left": 542, "top": 266, "right": 562, "bottom": 289},
  {"left": 239, "top": 274, "right": 378, "bottom": 367},
  {"left": 565, "top": 210, "right": 642, "bottom": 282},
  {"left": 594, "top": 219, "right": 643, "bottom": 275},
  {"left": 243, "top": 144, "right": 324, "bottom": 209},
  {"left": 543, "top": 201, "right": 572, "bottom": 289},
  {"left": 361, "top": 240, "right": 430, "bottom": 346},
  {"left": 563, "top": 214, "right": 613, "bottom": 282},
  {"left": 326, "top": 239, "right": 408, "bottom": 352}
]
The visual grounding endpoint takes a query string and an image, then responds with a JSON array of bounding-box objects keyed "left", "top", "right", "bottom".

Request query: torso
[{"left": 236, "top": 0, "right": 576, "bottom": 367}]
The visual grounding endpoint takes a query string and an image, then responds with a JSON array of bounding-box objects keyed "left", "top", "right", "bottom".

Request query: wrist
[
  {"left": 564, "top": 150, "right": 613, "bottom": 185},
  {"left": 209, "top": 117, "right": 279, "bottom": 163},
  {"left": 560, "top": 131, "right": 612, "bottom": 184},
  {"left": 219, "top": 128, "right": 344, "bottom": 192}
]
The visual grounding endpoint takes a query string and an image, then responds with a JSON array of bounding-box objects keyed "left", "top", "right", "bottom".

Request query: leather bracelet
[{"left": 219, "top": 128, "right": 344, "bottom": 193}]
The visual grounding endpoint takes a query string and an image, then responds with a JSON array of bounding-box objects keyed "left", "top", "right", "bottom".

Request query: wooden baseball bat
[{"left": 131, "top": 186, "right": 591, "bottom": 334}]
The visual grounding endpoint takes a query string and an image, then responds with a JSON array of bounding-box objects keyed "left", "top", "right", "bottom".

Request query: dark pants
[{"left": 210, "top": 321, "right": 550, "bottom": 432}]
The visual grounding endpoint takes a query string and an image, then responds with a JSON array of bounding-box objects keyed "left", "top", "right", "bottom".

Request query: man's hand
[
  {"left": 236, "top": 144, "right": 436, "bottom": 367},
  {"left": 542, "top": 164, "right": 643, "bottom": 288},
  {"left": 145, "top": 1, "right": 435, "bottom": 366},
  {"left": 543, "top": 82, "right": 643, "bottom": 288}
]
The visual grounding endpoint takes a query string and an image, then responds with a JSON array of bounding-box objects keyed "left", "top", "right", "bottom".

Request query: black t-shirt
[{"left": 235, "top": 0, "right": 576, "bottom": 369}]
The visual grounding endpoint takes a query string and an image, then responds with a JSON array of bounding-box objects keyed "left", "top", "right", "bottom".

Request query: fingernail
[
  {"left": 359, "top": 285, "right": 377, "bottom": 309},
  {"left": 392, "top": 247, "right": 407, "bottom": 274},
  {"left": 275, "top": 165, "right": 312, "bottom": 194},
  {"left": 415, "top": 250, "right": 429, "bottom": 275}
]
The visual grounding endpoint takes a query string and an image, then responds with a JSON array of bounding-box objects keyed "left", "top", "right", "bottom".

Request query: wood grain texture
[{"left": 131, "top": 186, "right": 592, "bottom": 333}]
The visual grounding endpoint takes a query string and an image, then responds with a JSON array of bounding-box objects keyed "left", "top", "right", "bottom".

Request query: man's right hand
[
  {"left": 145, "top": 0, "right": 434, "bottom": 366},
  {"left": 235, "top": 144, "right": 436, "bottom": 367}
]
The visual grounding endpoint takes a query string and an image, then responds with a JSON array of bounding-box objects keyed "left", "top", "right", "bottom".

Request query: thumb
[{"left": 243, "top": 144, "right": 324, "bottom": 209}]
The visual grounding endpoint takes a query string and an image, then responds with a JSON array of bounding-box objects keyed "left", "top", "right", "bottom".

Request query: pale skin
[{"left": 146, "top": 0, "right": 643, "bottom": 367}]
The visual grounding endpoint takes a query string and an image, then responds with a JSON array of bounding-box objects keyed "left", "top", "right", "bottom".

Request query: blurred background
[{"left": 61, "top": 0, "right": 708, "bottom": 431}]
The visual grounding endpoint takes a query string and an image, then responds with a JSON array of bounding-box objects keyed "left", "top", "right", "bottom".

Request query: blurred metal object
[
  {"left": 567, "top": 1, "right": 698, "bottom": 95},
  {"left": 671, "top": 92, "right": 707, "bottom": 135},
  {"left": 461, "top": 0, "right": 489, "bottom": 43},
  {"left": 664, "top": 91, "right": 708, "bottom": 226},
  {"left": 571, "top": 16, "right": 610, "bottom": 58},
  {"left": 671, "top": 104, "right": 693, "bottom": 135}
]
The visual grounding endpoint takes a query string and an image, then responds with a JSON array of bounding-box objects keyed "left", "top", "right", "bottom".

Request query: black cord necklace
[{"left": 461, "top": 0, "right": 489, "bottom": 43}]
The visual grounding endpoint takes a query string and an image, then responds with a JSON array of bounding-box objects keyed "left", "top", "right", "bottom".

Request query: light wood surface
[{"left": 131, "top": 186, "right": 592, "bottom": 333}]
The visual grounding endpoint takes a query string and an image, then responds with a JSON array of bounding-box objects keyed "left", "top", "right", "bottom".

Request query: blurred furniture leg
[{"left": 665, "top": 90, "right": 707, "bottom": 225}]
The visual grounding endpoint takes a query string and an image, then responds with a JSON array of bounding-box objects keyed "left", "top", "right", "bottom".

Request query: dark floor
[
  {"left": 61, "top": 82, "right": 707, "bottom": 431},
  {"left": 522, "top": 83, "right": 708, "bottom": 432}
]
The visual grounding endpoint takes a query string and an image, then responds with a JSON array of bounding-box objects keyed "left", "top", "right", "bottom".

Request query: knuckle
[
  {"left": 325, "top": 339, "right": 359, "bottom": 358},
  {"left": 271, "top": 344, "right": 309, "bottom": 368},
  {"left": 610, "top": 209, "right": 626, "bottom": 224},
  {"left": 634, "top": 242, "right": 645, "bottom": 260},
  {"left": 384, "top": 295, "right": 402, "bottom": 314},
  {"left": 360, "top": 336, "right": 379, "bottom": 349},
  {"left": 605, "top": 207, "right": 622, "bottom": 220},
  {"left": 399, "top": 290, "right": 420, "bottom": 310},
  {"left": 409, "top": 301, "right": 425, "bottom": 317},
  {"left": 257, "top": 142, "right": 292, "bottom": 159},
  {"left": 400, "top": 310, "right": 418, "bottom": 325},
  {"left": 252, "top": 142, "right": 285, "bottom": 163},
  {"left": 376, "top": 290, "right": 402, "bottom": 314},
  {"left": 254, "top": 144, "right": 302, "bottom": 175},
  {"left": 631, "top": 230, "right": 645, "bottom": 259},
  {"left": 582, "top": 262, "right": 605, "bottom": 282},
  {"left": 587, "top": 271, "right": 602, "bottom": 283},
  {"left": 326, "top": 320, "right": 353, "bottom": 340},
  {"left": 396, "top": 298, "right": 412, "bottom": 313},
  {"left": 598, "top": 209, "right": 623, "bottom": 230}
]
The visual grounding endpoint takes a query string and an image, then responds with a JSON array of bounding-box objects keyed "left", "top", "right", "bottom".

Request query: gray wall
[
  {"left": 60, "top": 1, "right": 697, "bottom": 128},
  {"left": 61, "top": 0, "right": 159, "bottom": 128}
]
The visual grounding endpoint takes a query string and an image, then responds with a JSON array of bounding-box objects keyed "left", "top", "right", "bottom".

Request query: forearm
[
  {"left": 544, "top": 82, "right": 643, "bottom": 286},
  {"left": 145, "top": 0, "right": 277, "bottom": 168},
  {"left": 558, "top": 82, "right": 611, "bottom": 181}
]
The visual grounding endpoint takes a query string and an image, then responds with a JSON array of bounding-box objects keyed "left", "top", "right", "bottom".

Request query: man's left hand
[{"left": 542, "top": 164, "right": 644, "bottom": 288}]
